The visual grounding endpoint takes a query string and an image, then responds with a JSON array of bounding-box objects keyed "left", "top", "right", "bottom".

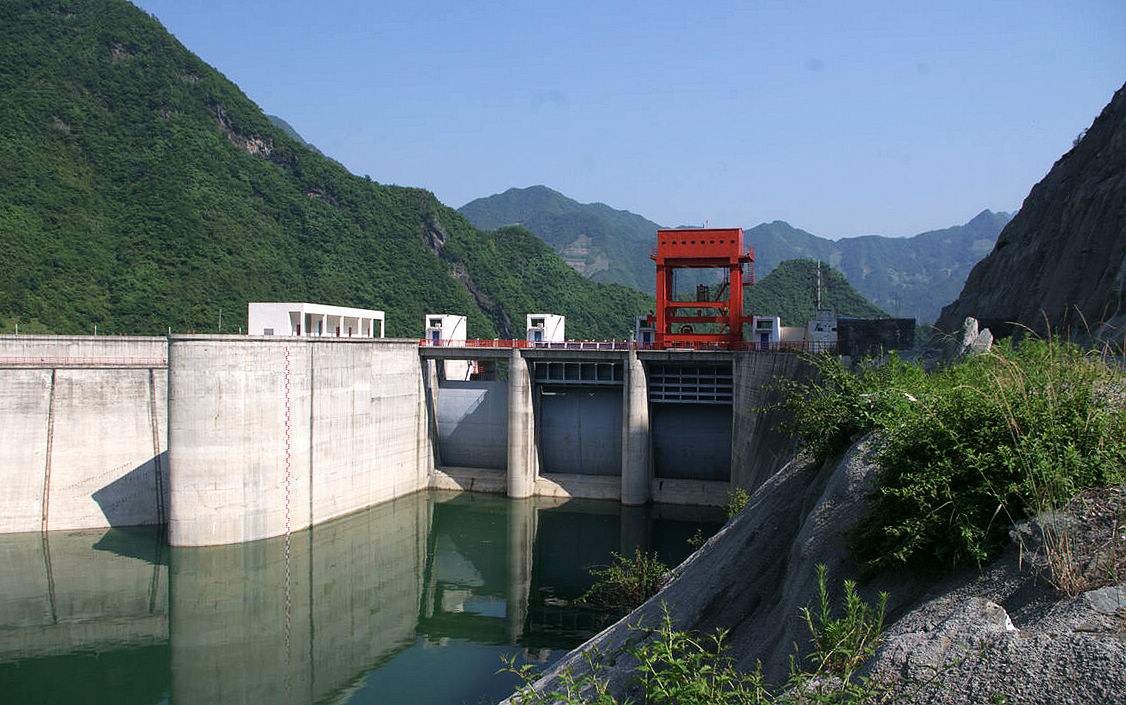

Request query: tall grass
[{"left": 778, "top": 338, "right": 1125, "bottom": 572}]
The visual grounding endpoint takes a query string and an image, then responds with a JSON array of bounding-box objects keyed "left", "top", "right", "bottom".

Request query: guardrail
[
  {"left": 0, "top": 356, "right": 169, "bottom": 368},
  {"left": 418, "top": 339, "right": 838, "bottom": 354}
]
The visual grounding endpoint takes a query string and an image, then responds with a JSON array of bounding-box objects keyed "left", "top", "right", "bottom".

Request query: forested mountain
[
  {"left": 746, "top": 259, "right": 886, "bottom": 326},
  {"left": 460, "top": 186, "right": 1010, "bottom": 323},
  {"left": 0, "top": 0, "right": 650, "bottom": 338},
  {"left": 459, "top": 185, "right": 658, "bottom": 292}
]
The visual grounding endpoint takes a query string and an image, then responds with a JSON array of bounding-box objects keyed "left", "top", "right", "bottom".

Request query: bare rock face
[
  {"left": 937, "top": 83, "right": 1126, "bottom": 344},
  {"left": 951, "top": 316, "right": 994, "bottom": 359}
]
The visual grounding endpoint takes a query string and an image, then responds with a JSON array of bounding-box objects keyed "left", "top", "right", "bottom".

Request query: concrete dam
[{"left": 0, "top": 334, "right": 809, "bottom": 546}]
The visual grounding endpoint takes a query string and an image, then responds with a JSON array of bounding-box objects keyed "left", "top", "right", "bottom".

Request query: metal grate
[
  {"left": 532, "top": 361, "right": 623, "bottom": 386},
  {"left": 647, "top": 363, "right": 733, "bottom": 404}
]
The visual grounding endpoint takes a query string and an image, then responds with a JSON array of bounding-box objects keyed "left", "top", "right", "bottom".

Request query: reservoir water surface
[{"left": 0, "top": 490, "right": 722, "bottom": 705}]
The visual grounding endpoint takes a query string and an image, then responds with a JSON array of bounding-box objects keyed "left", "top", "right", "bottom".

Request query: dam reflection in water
[{"left": 0, "top": 491, "right": 722, "bottom": 705}]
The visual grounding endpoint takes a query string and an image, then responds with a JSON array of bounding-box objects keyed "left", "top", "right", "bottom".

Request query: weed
[
  {"left": 502, "top": 650, "right": 619, "bottom": 705},
  {"left": 800, "top": 564, "right": 888, "bottom": 678},
  {"left": 580, "top": 548, "right": 669, "bottom": 611},
  {"left": 1039, "top": 489, "right": 1126, "bottom": 596},
  {"left": 726, "top": 487, "right": 751, "bottom": 519},
  {"left": 507, "top": 569, "right": 905, "bottom": 705},
  {"left": 686, "top": 528, "right": 707, "bottom": 550}
]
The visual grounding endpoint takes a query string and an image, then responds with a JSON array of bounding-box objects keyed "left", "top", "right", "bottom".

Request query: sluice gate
[
  {"left": 533, "top": 359, "right": 624, "bottom": 477},
  {"left": 647, "top": 363, "right": 733, "bottom": 482},
  {"left": 423, "top": 347, "right": 741, "bottom": 505}
]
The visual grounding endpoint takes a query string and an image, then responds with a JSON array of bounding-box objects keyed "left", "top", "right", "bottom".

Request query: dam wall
[
  {"left": 0, "top": 336, "right": 168, "bottom": 534},
  {"left": 0, "top": 335, "right": 815, "bottom": 544},
  {"left": 730, "top": 351, "right": 815, "bottom": 492},
  {"left": 167, "top": 336, "right": 432, "bottom": 546}
]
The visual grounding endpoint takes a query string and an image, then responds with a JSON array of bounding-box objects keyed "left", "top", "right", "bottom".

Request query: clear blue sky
[{"left": 135, "top": 0, "right": 1124, "bottom": 237}]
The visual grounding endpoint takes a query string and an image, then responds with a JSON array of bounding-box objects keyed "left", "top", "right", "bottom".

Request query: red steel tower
[{"left": 650, "top": 228, "right": 755, "bottom": 349}]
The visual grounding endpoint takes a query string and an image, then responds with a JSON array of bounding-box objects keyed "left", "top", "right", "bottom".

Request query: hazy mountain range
[{"left": 460, "top": 186, "right": 1012, "bottom": 323}]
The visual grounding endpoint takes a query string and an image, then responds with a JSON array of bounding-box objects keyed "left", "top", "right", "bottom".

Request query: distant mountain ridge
[
  {"left": 745, "top": 210, "right": 1011, "bottom": 323},
  {"left": 266, "top": 114, "right": 321, "bottom": 154},
  {"left": 460, "top": 186, "right": 1011, "bottom": 323},
  {"left": 459, "top": 185, "right": 657, "bottom": 292},
  {"left": 747, "top": 259, "right": 886, "bottom": 326}
]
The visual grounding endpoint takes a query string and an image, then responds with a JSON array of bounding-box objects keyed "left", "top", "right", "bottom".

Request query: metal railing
[
  {"left": 418, "top": 339, "right": 838, "bottom": 354},
  {"left": 0, "top": 356, "right": 169, "bottom": 368}
]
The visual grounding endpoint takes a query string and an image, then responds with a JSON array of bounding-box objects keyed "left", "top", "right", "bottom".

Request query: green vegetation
[
  {"left": 0, "top": 1, "right": 649, "bottom": 338},
  {"left": 726, "top": 487, "right": 751, "bottom": 518},
  {"left": 460, "top": 185, "right": 660, "bottom": 293},
  {"left": 747, "top": 259, "right": 887, "bottom": 327},
  {"left": 579, "top": 548, "right": 669, "bottom": 611},
  {"left": 778, "top": 339, "right": 1126, "bottom": 572},
  {"left": 801, "top": 565, "right": 887, "bottom": 677},
  {"left": 505, "top": 568, "right": 895, "bottom": 704}
]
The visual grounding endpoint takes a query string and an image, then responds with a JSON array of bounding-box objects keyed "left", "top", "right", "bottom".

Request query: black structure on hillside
[{"left": 837, "top": 318, "right": 916, "bottom": 359}]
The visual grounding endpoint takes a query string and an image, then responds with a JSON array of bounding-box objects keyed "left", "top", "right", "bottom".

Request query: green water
[{"left": 0, "top": 491, "right": 722, "bottom": 705}]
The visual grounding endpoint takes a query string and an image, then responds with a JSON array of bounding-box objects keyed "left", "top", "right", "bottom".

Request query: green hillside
[
  {"left": 0, "top": 1, "right": 650, "bottom": 339},
  {"left": 460, "top": 186, "right": 658, "bottom": 293},
  {"left": 746, "top": 259, "right": 887, "bottom": 326}
]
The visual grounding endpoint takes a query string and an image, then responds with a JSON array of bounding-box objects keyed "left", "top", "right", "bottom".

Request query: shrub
[
  {"left": 774, "top": 351, "right": 926, "bottom": 464},
  {"left": 726, "top": 488, "right": 751, "bottom": 518},
  {"left": 579, "top": 548, "right": 669, "bottom": 611},
  {"left": 779, "top": 338, "right": 1126, "bottom": 572}
]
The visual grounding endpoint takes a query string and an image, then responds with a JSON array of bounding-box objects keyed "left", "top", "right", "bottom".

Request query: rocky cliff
[{"left": 937, "top": 83, "right": 1126, "bottom": 343}]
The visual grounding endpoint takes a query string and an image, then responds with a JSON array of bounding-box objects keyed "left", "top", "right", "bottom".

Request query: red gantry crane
[{"left": 649, "top": 228, "right": 755, "bottom": 350}]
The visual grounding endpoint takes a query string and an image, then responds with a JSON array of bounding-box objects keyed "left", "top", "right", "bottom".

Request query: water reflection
[{"left": 0, "top": 491, "right": 722, "bottom": 705}]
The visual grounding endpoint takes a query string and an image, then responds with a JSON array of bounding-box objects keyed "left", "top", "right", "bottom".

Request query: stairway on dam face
[{"left": 0, "top": 334, "right": 811, "bottom": 547}]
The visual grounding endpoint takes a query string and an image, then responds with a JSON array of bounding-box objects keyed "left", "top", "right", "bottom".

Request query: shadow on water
[{"left": 0, "top": 491, "right": 723, "bottom": 705}]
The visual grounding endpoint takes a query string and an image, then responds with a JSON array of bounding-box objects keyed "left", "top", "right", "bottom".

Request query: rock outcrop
[
  {"left": 512, "top": 439, "right": 1126, "bottom": 704},
  {"left": 937, "top": 82, "right": 1126, "bottom": 345}
]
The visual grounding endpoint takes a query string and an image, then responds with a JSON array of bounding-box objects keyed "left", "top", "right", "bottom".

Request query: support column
[
  {"left": 621, "top": 349, "right": 651, "bottom": 505},
  {"left": 506, "top": 350, "right": 537, "bottom": 498},
  {"left": 421, "top": 359, "right": 441, "bottom": 473},
  {"left": 619, "top": 504, "right": 650, "bottom": 555},
  {"left": 506, "top": 498, "right": 536, "bottom": 642}
]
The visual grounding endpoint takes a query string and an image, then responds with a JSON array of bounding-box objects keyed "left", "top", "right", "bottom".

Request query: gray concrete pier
[
  {"left": 620, "top": 349, "right": 652, "bottom": 505},
  {"left": 506, "top": 350, "right": 538, "bottom": 498}
]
